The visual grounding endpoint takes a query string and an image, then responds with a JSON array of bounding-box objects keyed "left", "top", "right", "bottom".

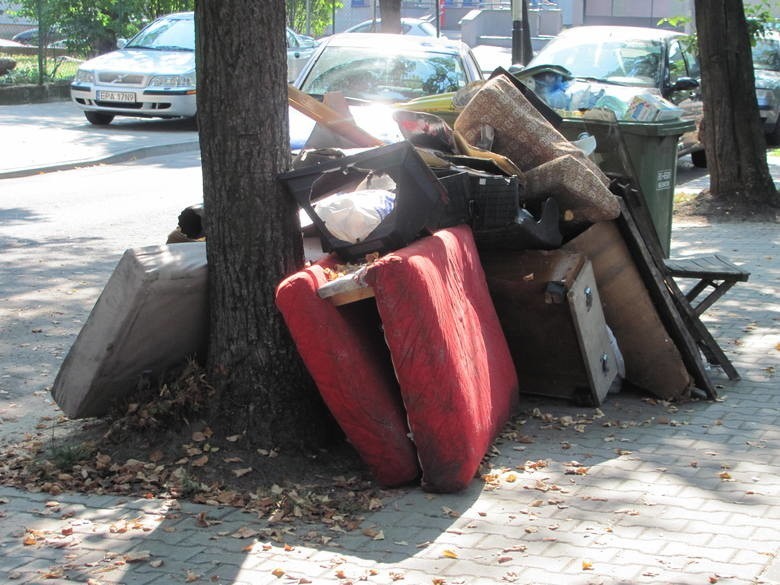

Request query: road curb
[{"left": 0, "top": 139, "right": 201, "bottom": 180}]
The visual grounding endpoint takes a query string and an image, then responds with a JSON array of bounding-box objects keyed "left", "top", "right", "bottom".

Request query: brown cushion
[{"left": 525, "top": 155, "right": 620, "bottom": 223}]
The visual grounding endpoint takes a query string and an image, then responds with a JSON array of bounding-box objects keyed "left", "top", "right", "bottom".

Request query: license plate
[{"left": 97, "top": 90, "right": 136, "bottom": 102}]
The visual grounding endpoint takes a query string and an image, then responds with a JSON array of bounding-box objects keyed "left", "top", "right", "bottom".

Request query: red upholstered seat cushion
[
  {"left": 364, "top": 225, "right": 519, "bottom": 492},
  {"left": 275, "top": 261, "right": 419, "bottom": 488}
]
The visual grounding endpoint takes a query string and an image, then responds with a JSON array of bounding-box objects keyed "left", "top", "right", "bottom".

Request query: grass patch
[{"left": 0, "top": 52, "right": 82, "bottom": 85}]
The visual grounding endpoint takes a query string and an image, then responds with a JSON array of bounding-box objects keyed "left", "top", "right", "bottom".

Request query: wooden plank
[
  {"left": 564, "top": 221, "right": 693, "bottom": 400},
  {"left": 615, "top": 196, "right": 717, "bottom": 399},
  {"left": 287, "top": 85, "right": 385, "bottom": 148},
  {"left": 566, "top": 259, "right": 618, "bottom": 406},
  {"left": 329, "top": 287, "right": 376, "bottom": 307},
  {"left": 664, "top": 255, "right": 750, "bottom": 281}
]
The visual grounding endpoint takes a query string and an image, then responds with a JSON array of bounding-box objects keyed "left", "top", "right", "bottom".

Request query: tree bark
[
  {"left": 195, "top": 0, "right": 333, "bottom": 449},
  {"left": 694, "top": 0, "right": 779, "bottom": 208},
  {"left": 379, "top": 0, "right": 402, "bottom": 34}
]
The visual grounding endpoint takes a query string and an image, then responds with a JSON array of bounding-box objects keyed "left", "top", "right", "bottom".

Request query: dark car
[
  {"left": 753, "top": 30, "right": 780, "bottom": 145},
  {"left": 11, "top": 26, "right": 65, "bottom": 48},
  {"left": 515, "top": 26, "right": 706, "bottom": 166}
]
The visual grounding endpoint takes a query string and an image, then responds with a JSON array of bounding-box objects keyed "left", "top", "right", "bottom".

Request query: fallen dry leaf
[
  {"left": 124, "top": 551, "right": 151, "bottom": 563},
  {"left": 191, "top": 455, "right": 208, "bottom": 467},
  {"left": 185, "top": 569, "right": 199, "bottom": 582},
  {"left": 232, "top": 467, "right": 252, "bottom": 478},
  {"left": 441, "top": 549, "right": 458, "bottom": 559},
  {"left": 582, "top": 559, "right": 594, "bottom": 570},
  {"left": 231, "top": 526, "right": 259, "bottom": 539}
]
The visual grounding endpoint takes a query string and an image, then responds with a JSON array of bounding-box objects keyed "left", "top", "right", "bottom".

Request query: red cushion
[
  {"left": 364, "top": 225, "right": 519, "bottom": 492},
  {"left": 275, "top": 261, "right": 419, "bottom": 487}
]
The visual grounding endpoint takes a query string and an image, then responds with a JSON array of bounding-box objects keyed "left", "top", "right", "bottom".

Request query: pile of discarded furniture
[{"left": 50, "top": 71, "right": 749, "bottom": 493}]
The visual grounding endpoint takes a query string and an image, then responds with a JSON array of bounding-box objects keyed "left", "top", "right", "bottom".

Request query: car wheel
[
  {"left": 85, "top": 112, "right": 114, "bottom": 126},
  {"left": 690, "top": 149, "right": 707, "bottom": 168}
]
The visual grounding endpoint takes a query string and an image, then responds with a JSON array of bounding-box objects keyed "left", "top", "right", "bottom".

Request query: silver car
[
  {"left": 294, "top": 33, "right": 482, "bottom": 103},
  {"left": 70, "top": 12, "right": 318, "bottom": 125},
  {"left": 343, "top": 17, "right": 443, "bottom": 37},
  {"left": 520, "top": 26, "right": 705, "bottom": 165}
]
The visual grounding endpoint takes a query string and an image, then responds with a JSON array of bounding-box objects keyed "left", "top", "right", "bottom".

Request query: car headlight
[
  {"left": 755, "top": 88, "right": 776, "bottom": 108},
  {"left": 74, "top": 69, "right": 94, "bottom": 83},
  {"left": 148, "top": 74, "right": 195, "bottom": 88}
]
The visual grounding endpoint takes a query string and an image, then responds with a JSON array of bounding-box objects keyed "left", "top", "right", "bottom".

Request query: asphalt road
[{"left": 0, "top": 146, "right": 204, "bottom": 444}]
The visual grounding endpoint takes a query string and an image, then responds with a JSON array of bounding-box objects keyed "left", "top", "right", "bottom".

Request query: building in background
[{"left": 0, "top": 2, "right": 34, "bottom": 40}]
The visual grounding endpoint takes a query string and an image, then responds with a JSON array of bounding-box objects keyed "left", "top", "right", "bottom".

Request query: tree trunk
[
  {"left": 379, "top": 0, "right": 402, "bottom": 34},
  {"left": 694, "top": 0, "right": 779, "bottom": 208},
  {"left": 195, "top": 1, "right": 333, "bottom": 449}
]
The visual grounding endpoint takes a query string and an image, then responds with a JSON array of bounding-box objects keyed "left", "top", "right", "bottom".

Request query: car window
[
  {"left": 287, "top": 29, "right": 299, "bottom": 49},
  {"left": 530, "top": 36, "right": 662, "bottom": 87},
  {"left": 417, "top": 22, "right": 439, "bottom": 37},
  {"left": 126, "top": 16, "right": 194, "bottom": 51},
  {"left": 753, "top": 37, "right": 780, "bottom": 71},
  {"left": 668, "top": 40, "right": 699, "bottom": 82},
  {"left": 300, "top": 46, "right": 469, "bottom": 101}
]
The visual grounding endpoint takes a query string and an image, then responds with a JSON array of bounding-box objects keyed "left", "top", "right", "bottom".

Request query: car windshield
[
  {"left": 752, "top": 37, "right": 780, "bottom": 71},
  {"left": 300, "top": 46, "right": 468, "bottom": 102},
  {"left": 126, "top": 15, "right": 194, "bottom": 51},
  {"left": 530, "top": 36, "right": 664, "bottom": 87}
]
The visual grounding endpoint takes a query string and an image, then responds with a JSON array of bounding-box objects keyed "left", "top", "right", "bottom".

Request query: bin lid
[{"left": 562, "top": 116, "right": 695, "bottom": 137}]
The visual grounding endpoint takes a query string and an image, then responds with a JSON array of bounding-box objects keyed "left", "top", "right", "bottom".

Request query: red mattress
[
  {"left": 364, "top": 225, "right": 519, "bottom": 492},
  {"left": 276, "top": 226, "right": 518, "bottom": 492},
  {"left": 275, "top": 261, "right": 420, "bottom": 488}
]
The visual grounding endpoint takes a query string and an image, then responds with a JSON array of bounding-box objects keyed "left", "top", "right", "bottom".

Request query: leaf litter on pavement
[{"left": 0, "top": 360, "right": 741, "bottom": 582}]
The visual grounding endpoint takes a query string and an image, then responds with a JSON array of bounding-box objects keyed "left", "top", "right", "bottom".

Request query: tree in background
[
  {"left": 12, "top": 0, "right": 194, "bottom": 57},
  {"left": 196, "top": 0, "right": 333, "bottom": 448},
  {"left": 287, "top": 0, "right": 342, "bottom": 37},
  {"left": 379, "top": 0, "right": 402, "bottom": 33},
  {"left": 694, "top": 0, "right": 779, "bottom": 209}
]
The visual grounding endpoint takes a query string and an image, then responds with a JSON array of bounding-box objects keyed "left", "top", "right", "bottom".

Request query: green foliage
[
  {"left": 287, "top": 0, "right": 342, "bottom": 37},
  {"left": 659, "top": 2, "right": 780, "bottom": 49},
  {"left": 10, "top": 0, "right": 194, "bottom": 57},
  {"left": 47, "top": 443, "right": 95, "bottom": 472},
  {"left": 746, "top": 0, "right": 780, "bottom": 41}
]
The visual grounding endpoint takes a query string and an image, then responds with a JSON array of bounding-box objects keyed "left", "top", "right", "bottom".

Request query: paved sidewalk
[{"left": 1, "top": 103, "right": 779, "bottom": 584}]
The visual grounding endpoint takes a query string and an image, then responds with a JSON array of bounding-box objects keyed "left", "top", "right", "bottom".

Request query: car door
[{"left": 665, "top": 38, "right": 703, "bottom": 154}]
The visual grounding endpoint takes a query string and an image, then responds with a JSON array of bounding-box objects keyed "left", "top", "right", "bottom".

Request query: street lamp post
[{"left": 512, "top": 0, "right": 524, "bottom": 65}]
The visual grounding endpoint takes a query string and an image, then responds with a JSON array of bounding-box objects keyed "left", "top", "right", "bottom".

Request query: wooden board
[
  {"left": 564, "top": 221, "right": 693, "bottom": 400},
  {"left": 566, "top": 260, "right": 618, "bottom": 406},
  {"left": 482, "top": 249, "right": 615, "bottom": 405},
  {"left": 613, "top": 193, "right": 716, "bottom": 398}
]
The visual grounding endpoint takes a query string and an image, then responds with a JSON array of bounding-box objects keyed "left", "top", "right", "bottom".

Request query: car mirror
[
  {"left": 670, "top": 77, "right": 699, "bottom": 92},
  {"left": 117, "top": 38, "right": 127, "bottom": 49}
]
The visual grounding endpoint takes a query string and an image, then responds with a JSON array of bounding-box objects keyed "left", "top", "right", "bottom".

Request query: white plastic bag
[{"left": 314, "top": 189, "right": 396, "bottom": 243}]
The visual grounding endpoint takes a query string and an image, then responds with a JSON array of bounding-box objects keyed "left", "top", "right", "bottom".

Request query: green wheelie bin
[{"left": 560, "top": 117, "right": 695, "bottom": 257}]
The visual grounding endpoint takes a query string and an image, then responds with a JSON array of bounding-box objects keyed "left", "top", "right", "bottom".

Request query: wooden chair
[
  {"left": 663, "top": 255, "right": 751, "bottom": 317},
  {"left": 663, "top": 255, "right": 750, "bottom": 381}
]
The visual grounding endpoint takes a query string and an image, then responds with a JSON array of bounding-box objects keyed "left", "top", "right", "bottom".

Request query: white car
[
  {"left": 70, "top": 12, "right": 318, "bottom": 125},
  {"left": 289, "top": 33, "right": 484, "bottom": 149},
  {"left": 294, "top": 33, "right": 481, "bottom": 103}
]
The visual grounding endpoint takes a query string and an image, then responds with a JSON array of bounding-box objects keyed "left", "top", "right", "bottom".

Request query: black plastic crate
[
  {"left": 278, "top": 141, "right": 448, "bottom": 262},
  {"left": 431, "top": 168, "right": 472, "bottom": 229},
  {"left": 469, "top": 174, "right": 520, "bottom": 231}
]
